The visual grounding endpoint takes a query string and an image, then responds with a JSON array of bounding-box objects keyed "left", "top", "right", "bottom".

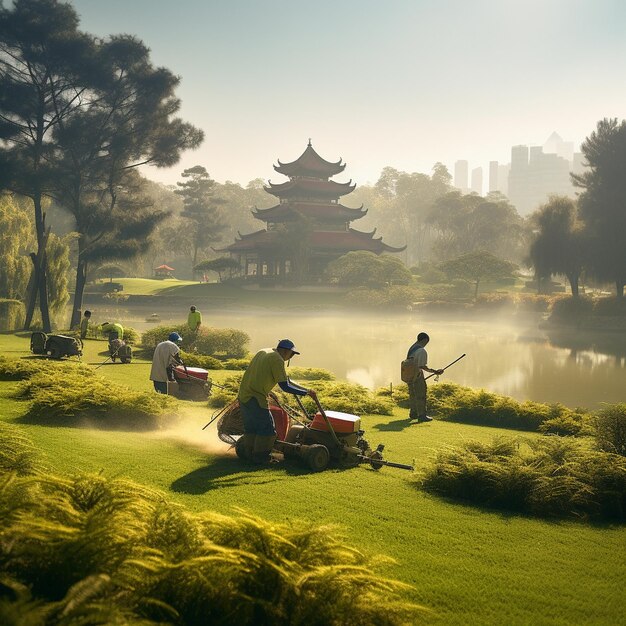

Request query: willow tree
[{"left": 0, "top": 193, "right": 32, "bottom": 300}]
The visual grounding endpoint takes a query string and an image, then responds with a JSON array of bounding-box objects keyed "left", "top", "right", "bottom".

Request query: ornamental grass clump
[
  {"left": 288, "top": 366, "right": 335, "bottom": 381},
  {"left": 12, "top": 362, "right": 177, "bottom": 429},
  {"left": 0, "top": 422, "right": 41, "bottom": 475},
  {"left": 422, "top": 382, "right": 589, "bottom": 434},
  {"left": 179, "top": 350, "right": 224, "bottom": 370},
  {"left": 0, "top": 426, "right": 423, "bottom": 625},
  {"left": 422, "top": 436, "right": 626, "bottom": 521},
  {"left": 594, "top": 403, "right": 626, "bottom": 456},
  {"left": 0, "top": 356, "right": 47, "bottom": 381}
]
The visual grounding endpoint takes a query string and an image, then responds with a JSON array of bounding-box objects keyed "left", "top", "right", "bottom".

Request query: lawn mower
[
  {"left": 108, "top": 338, "right": 132, "bottom": 363},
  {"left": 168, "top": 362, "right": 212, "bottom": 401},
  {"left": 207, "top": 393, "right": 413, "bottom": 472},
  {"left": 30, "top": 332, "right": 82, "bottom": 360}
]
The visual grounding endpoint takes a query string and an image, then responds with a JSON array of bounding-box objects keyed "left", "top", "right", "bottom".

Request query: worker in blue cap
[
  {"left": 150, "top": 332, "right": 184, "bottom": 394},
  {"left": 237, "top": 339, "right": 317, "bottom": 464}
]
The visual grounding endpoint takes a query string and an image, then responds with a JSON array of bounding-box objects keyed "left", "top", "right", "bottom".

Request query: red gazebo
[{"left": 154, "top": 264, "right": 175, "bottom": 278}]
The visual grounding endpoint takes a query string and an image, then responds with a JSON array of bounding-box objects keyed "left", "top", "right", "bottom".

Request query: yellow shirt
[
  {"left": 238, "top": 349, "right": 288, "bottom": 408},
  {"left": 187, "top": 310, "right": 202, "bottom": 330}
]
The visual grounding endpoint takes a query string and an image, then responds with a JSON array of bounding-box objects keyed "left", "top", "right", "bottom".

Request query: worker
[
  {"left": 99, "top": 321, "right": 124, "bottom": 342},
  {"left": 187, "top": 305, "right": 202, "bottom": 332},
  {"left": 237, "top": 339, "right": 317, "bottom": 464},
  {"left": 150, "top": 332, "right": 183, "bottom": 394},
  {"left": 80, "top": 310, "right": 92, "bottom": 340},
  {"left": 405, "top": 332, "right": 443, "bottom": 423}
]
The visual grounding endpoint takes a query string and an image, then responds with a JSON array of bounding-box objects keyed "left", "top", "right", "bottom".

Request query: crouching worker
[
  {"left": 150, "top": 332, "right": 183, "bottom": 394},
  {"left": 237, "top": 339, "right": 317, "bottom": 464}
]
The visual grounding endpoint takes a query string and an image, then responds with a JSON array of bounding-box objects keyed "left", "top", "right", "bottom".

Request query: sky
[{"left": 68, "top": 0, "right": 626, "bottom": 188}]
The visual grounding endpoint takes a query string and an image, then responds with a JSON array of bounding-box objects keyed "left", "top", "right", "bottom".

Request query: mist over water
[{"left": 107, "top": 305, "right": 625, "bottom": 410}]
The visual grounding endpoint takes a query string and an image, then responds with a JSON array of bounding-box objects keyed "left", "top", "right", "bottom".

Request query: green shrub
[
  {"left": 418, "top": 266, "right": 447, "bottom": 284},
  {"left": 593, "top": 297, "right": 626, "bottom": 317},
  {"left": 179, "top": 350, "right": 224, "bottom": 370},
  {"left": 288, "top": 366, "right": 335, "bottom": 381},
  {"left": 0, "top": 425, "right": 421, "bottom": 625},
  {"left": 0, "top": 299, "right": 25, "bottom": 331},
  {"left": 142, "top": 325, "right": 249, "bottom": 359},
  {"left": 0, "top": 356, "right": 47, "bottom": 381},
  {"left": 346, "top": 286, "right": 419, "bottom": 308},
  {"left": 594, "top": 404, "right": 626, "bottom": 456},
  {"left": 423, "top": 382, "right": 589, "bottom": 434},
  {"left": 549, "top": 296, "right": 594, "bottom": 321},
  {"left": 0, "top": 422, "right": 41, "bottom": 475},
  {"left": 222, "top": 357, "right": 251, "bottom": 370},
  {"left": 422, "top": 436, "right": 626, "bottom": 521},
  {"left": 208, "top": 376, "right": 393, "bottom": 416},
  {"left": 11, "top": 362, "right": 177, "bottom": 430}
]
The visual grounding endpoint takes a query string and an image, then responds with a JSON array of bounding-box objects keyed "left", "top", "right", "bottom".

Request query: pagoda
[{"left": 218, "top": 141, "right": 405, "bottom": 281}]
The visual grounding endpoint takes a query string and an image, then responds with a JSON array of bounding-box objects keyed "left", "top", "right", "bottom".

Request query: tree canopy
[
  {"left": 326, "top": 251, "right": 412, "bottom": 288},
  {"left": 573, "top": 118, "right": 626, "bottom": 297}
]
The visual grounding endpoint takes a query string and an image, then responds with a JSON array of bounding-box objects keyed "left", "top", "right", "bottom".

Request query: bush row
[
  {"left": 0, "top": 422, "right": 420, "bottom": 625},
  {"left": 422, "top": 436, "right": 626, "bottom": 521},
  {"left": 141, "top": 325, "right": 249, "bottom": 359},
  {"left": 8, "top": 359, "right": 176, "bottom": 430},
  {"left": 208, "top": 374, "right": 394, "bottom": 416}
]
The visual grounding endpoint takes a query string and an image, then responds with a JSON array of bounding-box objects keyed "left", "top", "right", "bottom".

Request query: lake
[{"left": 105, "top": 304, "right": 626, "bottom": 411}]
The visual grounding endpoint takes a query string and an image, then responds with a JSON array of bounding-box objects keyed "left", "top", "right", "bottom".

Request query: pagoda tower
[{"left": 218, "top": 141, "right": 405, "bottom": 281}]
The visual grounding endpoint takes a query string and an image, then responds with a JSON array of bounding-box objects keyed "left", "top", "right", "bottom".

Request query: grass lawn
[{"left": 1, "top": 332, "right": 624, "bottom": 625}]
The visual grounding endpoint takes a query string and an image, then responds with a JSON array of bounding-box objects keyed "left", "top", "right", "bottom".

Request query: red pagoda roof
[
  {"left": 264, "top": 178, "right": 356, "bottom": 199},
  {"left": 310, "top": 229, "right": 406, "bottom": 253},
  {"left": 217, "top": 228, "right": 405, "bottom": 254},
  {"left": 273, "top": 141, "right": 346, "bottom": 179},
  {"left": 252, "top": 202, "right": 367, "bottom": 223}
]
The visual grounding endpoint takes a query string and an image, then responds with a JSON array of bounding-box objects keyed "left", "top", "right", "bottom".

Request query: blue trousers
[{"left": 239, "top": 396, "right": 276, "bottom": 436}]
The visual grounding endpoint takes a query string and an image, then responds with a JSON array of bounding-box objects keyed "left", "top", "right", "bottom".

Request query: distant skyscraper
[
  {"left": 489, "top": 161, "right": 499, "bottom": 193},
  {"left": 454, "top": 160, "right": 468, "bottom": 192},
  {"left": 471, "top": 166, "right": 483, "bottom": 195}
]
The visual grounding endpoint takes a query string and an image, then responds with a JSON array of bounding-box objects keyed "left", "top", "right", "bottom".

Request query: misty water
[{"left": 104, "top": 305, "right": 626, "bottom": 411}]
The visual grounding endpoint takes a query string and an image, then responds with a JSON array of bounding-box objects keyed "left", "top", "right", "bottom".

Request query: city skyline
[{"left": 67, "top": 0, "right": 626, "bottom": 187}]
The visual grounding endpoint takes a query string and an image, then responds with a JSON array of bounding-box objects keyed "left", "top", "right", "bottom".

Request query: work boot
[
  {"left": 252, "top": 434, "right": 276, "bottom": 465},
  {"left": 417, "top": 415, "right": 433, "bottom": 423}
]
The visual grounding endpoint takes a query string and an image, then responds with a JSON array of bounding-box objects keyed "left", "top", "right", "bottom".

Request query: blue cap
[
  {"left": 277, "top": 339, "right": 299, "bottom": 354},
  {"left": 169, "top": 332, "right": 182, "bottom": 343}
]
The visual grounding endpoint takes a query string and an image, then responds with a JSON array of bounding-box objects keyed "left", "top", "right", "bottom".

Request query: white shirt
[
  {"left": 412, "top": 345, "right": 428, "bottom": 369},
  {"left": 150, "top": 340, "right": 180, "bottom": 382}
]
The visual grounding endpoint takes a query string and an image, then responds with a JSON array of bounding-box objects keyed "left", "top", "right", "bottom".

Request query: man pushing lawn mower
[{"left": 237, "top": 339, "right": 317, "bottom": 465}]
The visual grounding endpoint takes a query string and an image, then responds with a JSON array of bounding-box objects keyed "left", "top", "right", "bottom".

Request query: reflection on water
[{"left": 103, "top": 305, "right": 626, "bottom": 410}]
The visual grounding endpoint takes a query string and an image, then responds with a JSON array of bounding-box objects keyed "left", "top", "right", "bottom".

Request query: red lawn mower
[{"left": 207, "top": 393, "right": 413, "bottom": 473}]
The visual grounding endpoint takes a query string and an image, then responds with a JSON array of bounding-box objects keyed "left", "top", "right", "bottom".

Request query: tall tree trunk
[
  {"left": 70, "top": 257, "right": 88, "bottom": 330},
  {"left": 24, "top": 254, "right": 38, "bottom": 330},
  {"left": 617, "top": 282, "right": 624, "bottom": 299},
  {"left": 474, "top": 279, "right": 480, "bottom": 302},
  {"left": 24, "top": 207, "right": 51, "bottom": 332},
  {"left": 567, "top": 273, "right": 579, "bottom": 298}
]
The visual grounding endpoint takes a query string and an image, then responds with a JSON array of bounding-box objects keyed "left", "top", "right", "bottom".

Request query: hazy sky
[{"left": 69, "top": 0, "right": 626, "bottom": 188}]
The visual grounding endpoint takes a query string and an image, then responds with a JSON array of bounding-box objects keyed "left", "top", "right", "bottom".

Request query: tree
[
  {"left": 0, "top": 0, "right": 100, "bottom": 330},
  {"left": 95, "top": 263, "right": 126, "bottom": 283},
  {"left": 528, "top": 196, "right": 585, "bottom": 297},
  {"left": 326, "top": 251, "right": 412, "bottom": 288},
  {"left": 45, "top": 231, "right": 71, "bottom": 322},
  {"left": 429, "top": 191, "right": 523, "bottom": 263},
  {"left": 572, "top": 118, "right": 626, "bottom": 297},
  {"left": 374, "top": 164, "right": 452, "bottom": 265},
  {"left": 175, "top": 166, "right": 226, "bottom": 270},
  {"left": 194, "top": 256, "right": 240, "bottom": 282},
  {"left": 439, "top": 250, "right": 518, "bottom": 301},
  {"left": 0, "top": 193, "right": 32, "bottom": 299}
]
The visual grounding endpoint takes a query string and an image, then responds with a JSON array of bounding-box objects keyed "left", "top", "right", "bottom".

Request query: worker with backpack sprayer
[{"left": 402, "top": 332, "right": 444, "bottom": 423}]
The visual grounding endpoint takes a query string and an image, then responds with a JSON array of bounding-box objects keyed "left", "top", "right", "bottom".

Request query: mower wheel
[
  {"left": 369, "top": 450, "right": 384, "bottom": 471},
  {"left": 235, "top": 436, "right": 252, "bottom": 461},
  {"left": 285, "top": 424, "right": 304, "bottom": 444},
  {"left": 121, "top": 357, "right": 131, "bottom": 364},
  {"left": 46, "top": 341, "right": 61, "bottom": 359},
  {"left": 306, "top": 444, "right": 330, "bottom": 472}
]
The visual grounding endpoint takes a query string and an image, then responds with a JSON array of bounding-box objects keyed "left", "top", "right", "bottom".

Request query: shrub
[
  {"left": 549, "top": 296, "right": 594, "bottom": 321},
  {"left": 593, "top": 297, "right": 626, "bottom": 317},
  {"left": 0, "top": 433, "right": 422, "bottom": 626},
  {"left": 422, "top": 436, "right": 626, "bottom": 521},
  {"left": 208, "top": 373, "right": 243, "bottom": 407},
  {"left": 418, "top": 266, "right": 447, "bottom": 284},
  {"left": 141, "top": 325, "right": 249, "bottom": 359},
  {"left": 594, "top": 404, "right": 626, "bottom": 456},
  {"left": 179, "top": 350, "right": 224, "bottom": 370},
  {"left": 0, "top": 356, "right": 47, "bottom": 381},
  {"left": 11, "top": 362, "right": 177, "bottom": 430},
  {"left": 346, "top": 286, "right": 420, "bottom": 308},
  {"left": 0, "top": 422, "right": 41, "bottom": 475},
  {"left": 0, "top": 299, "right": 25, "bottom": 331},
  {"left": 222, "top": 357, "right": 251, "bottom": 370},
  {"left": 288, "top": 366, "right": 335, "bottom": 381}
]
